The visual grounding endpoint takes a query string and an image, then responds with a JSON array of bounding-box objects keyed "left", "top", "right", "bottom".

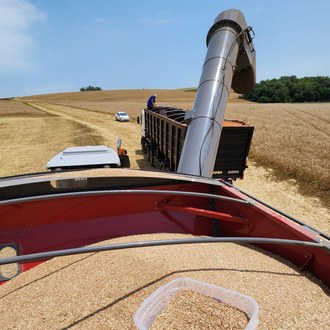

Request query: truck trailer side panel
[{"left": 142, "top": 107, "right": 253, "bottom": 180}]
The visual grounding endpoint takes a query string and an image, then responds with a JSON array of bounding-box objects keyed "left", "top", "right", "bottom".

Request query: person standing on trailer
[{"left": 147, "top": 94, "right": 158, "bottom": 110}]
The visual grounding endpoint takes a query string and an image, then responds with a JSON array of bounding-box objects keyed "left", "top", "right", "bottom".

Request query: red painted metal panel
[{"left": 0, "top": 179, "right": 329, "bottom": 287}]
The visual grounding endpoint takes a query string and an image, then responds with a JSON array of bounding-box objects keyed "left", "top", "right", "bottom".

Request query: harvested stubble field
[{"left": 0, "top": 89, "right": 329, "bottom": 235}]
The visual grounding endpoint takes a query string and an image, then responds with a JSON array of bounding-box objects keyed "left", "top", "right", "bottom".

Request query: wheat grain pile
[
  {"left": 0, "top": 233, "right": 329, "bottom": 329},
  {"left": 150, "top": 290, "right": 249, "bottom": 330}
]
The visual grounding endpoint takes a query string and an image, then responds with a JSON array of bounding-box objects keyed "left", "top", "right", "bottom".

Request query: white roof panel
[{"left": 46, "top": 146, "right": 121, "bottom": 169}]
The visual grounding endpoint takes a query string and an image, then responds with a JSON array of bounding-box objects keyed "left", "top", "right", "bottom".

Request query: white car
[{"left": 115, "top": 112, "right": 130, "bottom": 122}]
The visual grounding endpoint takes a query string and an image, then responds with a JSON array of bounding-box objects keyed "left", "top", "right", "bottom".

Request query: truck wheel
[
  {"left": 141, "top": 138, "right": 147, "bottom": 153},
  {"left": 161, "top": 159, "right": 170, "bottom": 171},
  {"left": 121, "top": 155, "right": 130, "bottom": 168},
  {"left": 150, "top": 150, "right": 155, "bottom": 166},
  {"left": 146, "top": 146, "right": 154, "bottom": 166}
]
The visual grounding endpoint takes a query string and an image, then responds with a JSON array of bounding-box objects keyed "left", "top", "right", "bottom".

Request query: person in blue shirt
[{"left": 147, "top": 94, "right": 158, "bottom": 109}]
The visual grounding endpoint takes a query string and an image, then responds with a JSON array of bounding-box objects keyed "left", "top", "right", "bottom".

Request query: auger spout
[{"left": 177, "top": 9, "right": 256, "bottom": 177}]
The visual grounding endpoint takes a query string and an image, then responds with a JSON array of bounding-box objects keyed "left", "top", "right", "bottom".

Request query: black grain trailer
[{"left": 141, "top": 106, "right": 254, "bottom": 181}]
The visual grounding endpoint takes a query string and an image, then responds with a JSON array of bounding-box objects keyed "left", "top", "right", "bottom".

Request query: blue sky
[{"left": 1, "top": 0, "right": 329, "bottom": 98}]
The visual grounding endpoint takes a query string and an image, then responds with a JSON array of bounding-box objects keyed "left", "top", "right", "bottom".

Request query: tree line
[
  {"left": 80, "top": 86, "right": 102, "bottom": 91},
  {"left": 240, "top": 76, "right": 330, "bottom": 103}
]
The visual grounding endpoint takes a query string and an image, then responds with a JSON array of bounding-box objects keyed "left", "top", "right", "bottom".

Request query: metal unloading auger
[{"left": 177, "top": 9, "right": 256, "bottom": 177}]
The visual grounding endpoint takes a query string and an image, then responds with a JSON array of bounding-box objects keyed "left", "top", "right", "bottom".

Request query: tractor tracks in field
[
  {"left": 23, "top": 101, "right": 114, "bottom": 138},
  {"left": 276, "top": 105, "right": 330, "bottom": 138},
  {"left": 22, "top": 100, "right": 145, "bottom": 169},
  {"left": 23, "top": 101, "right": 139, "bottom": 145}
]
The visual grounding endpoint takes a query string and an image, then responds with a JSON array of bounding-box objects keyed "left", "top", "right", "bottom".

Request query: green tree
[
  {"left": 240, "top": 76, "right": 330, "bottom": 103},
  {"left": 80, "top": 86, "right": 102, "bottom": 91}
]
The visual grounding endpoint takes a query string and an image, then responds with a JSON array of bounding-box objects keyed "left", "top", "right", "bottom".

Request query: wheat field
[
  {"left": 16, "top": 89, "right": 330, "bottom": 204},
  {"left": 226, "top": 102, "right": 330, "bottom": 203},
  {"left": 0, "top": 89, "right": 329, "bottom": 234}
]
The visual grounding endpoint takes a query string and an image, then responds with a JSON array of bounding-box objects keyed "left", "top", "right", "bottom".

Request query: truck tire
[
  {"left": 141, "top": 137, "right": 147, "bottom": 153},
  {"left": 121, "top": 155, "right": 130, "bottom": 168},
  {"left": 160, "top": 163, "right": 169, "bottom": 171},
  {"left": 160, "top": 157, "right": 170, "bottom": 171},
  {"left": 146, "top": 146, "right": 154, "bottom": 166}
]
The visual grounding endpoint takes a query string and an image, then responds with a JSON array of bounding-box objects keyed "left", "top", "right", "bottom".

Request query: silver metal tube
[
  {"left": 0, "top": 237, "right": 323, "bottom": 266},
  {"left": 0, "top": 188, "right": 250, "bottom": 205},
  {"left": 178, "top": 9, "right": 252, "bottom": 178}
]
